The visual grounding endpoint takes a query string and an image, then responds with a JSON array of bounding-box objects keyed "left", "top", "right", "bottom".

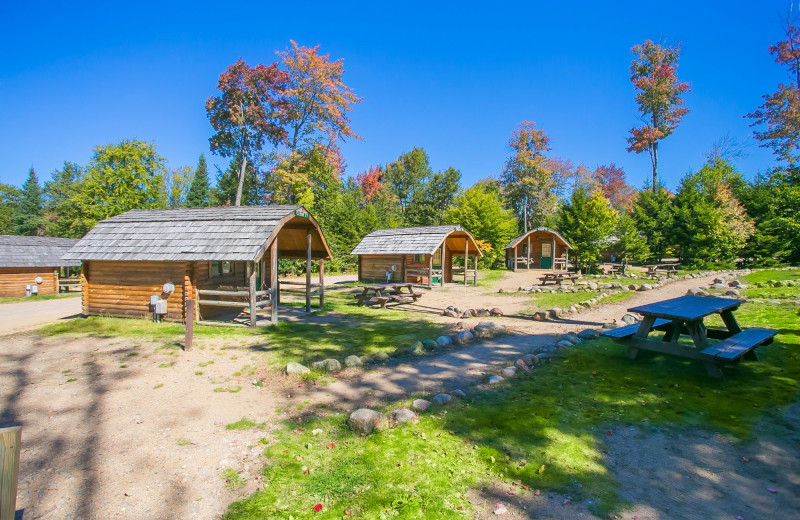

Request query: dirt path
[{"left": 0, "top": 295, "right": 81, "bottom": 336}]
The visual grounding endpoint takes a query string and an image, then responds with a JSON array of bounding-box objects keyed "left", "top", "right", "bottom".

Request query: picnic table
[
  {"left": 605, "top": 263, "right": 626, "bottom": 275},
  {"left": 353, "top": 283, "right": 423, "bottom": 308},
  {"left": 646, "top": 263, "right": 680, "bottom": 275},
  {"left": 538, "top": 272, "right": 580, "bottom": 286},
  {"left": 601, "top": 295, "right": 777, "bottom": 378}
]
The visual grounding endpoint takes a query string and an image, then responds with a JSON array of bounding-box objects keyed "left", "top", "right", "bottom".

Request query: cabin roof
[
  {"left": 350, "top": 225, "right": 483, "bottom": 256},
  {"left": 0, "top": 235, "right": 81, "bottom": 268},
  {"left": 64, "top": 205, "right": 332, "bottom": 262},
  {"left": 504, "top": 227, "right": 573, "bottom": 250}
]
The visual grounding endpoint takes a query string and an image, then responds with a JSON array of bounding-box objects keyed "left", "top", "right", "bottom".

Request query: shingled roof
[
  {"left": 351, "top": 225, "right": 481, "bottom": 256},
  {"left": 505, "top": 227, "right": 573, "bottom": 250},
  {"left": 0, "top": 235, "right": 81, "bottom": 268},
  {"left": 64, "top": 205, "right": 331, "bottom": 262}
]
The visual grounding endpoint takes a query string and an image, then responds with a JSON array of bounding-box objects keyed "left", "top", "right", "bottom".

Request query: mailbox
[{"left": 155, "top": 300, "right": 168, "bottom": 314}]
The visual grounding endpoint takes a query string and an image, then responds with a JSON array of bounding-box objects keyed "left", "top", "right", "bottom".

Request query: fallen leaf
[
  {"left": 328, "top": 442, "right": 335, "bottom": 449},
  {"left": 313, "top": 503, "right": 323, "bottom": 512}
]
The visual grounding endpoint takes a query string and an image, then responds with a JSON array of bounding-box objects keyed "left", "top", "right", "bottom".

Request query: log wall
[
  {"left": 358, "top": 254, "right": 405, "bottom": 283},
  {"left": 0, "top": 267, "right": 58, "bottom": 298}
]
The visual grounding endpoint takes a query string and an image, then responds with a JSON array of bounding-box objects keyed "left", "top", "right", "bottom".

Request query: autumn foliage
[{"left": 356, "top": 165, "right": 383, "bottom": 202}]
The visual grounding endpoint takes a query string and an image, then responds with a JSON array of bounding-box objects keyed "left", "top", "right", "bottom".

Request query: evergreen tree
[
  {"left": 0, "top": 182, "right": 21, "bottom": 234},
  {"left": 185, "top": 154, "right": 212, "bottom": 207},
  {"left": 406, "top": 167, "right": 462, "bottom": 226},
  {"left": 611, "top": 212, "right": 650, "bottom": 264},
  {"left": 559, "top": 186, "right": 618, "bottom": 273},
  {"left": 213, "top": 154, "right": 262, "bottom": 206},
  {"left": 44, "top": 162, "right": 84, "bottom": 237},
  {"left": 631, "top": 183, "right": 674, "bottom": 262},
  {"left": 14, "top": 167, "right": 45, "bottom": 236}
]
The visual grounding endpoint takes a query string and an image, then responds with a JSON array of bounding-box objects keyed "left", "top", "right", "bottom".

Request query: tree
[
  {"left": 593, "top": 163, "right": 635, "bottom": 210},
  {"left": 356, "top": 165, "right": 383, "bottom": 202},
  {"left": 447, "top": 180, "right": 517, "bottom": 268},
  {"left": 500, "top": 121, "right": 561, "bottom": 231},
  {"left": 206, "top": 59, "right": 287, "bottom": 206},
  {"left": 165, "top": 165, "right": 193, "bottom": 208},
  {"left": 406, "top": 167, "right": 462, "bottom": 226},
  {"left": 73, "top": 140, "right": 167, "bottom": 235},
  {"left": 185, "top": 154, "right": 212, "bottom": 208},
  {"left": 611, "top": 212, "right": 650, "bottom": 264},
  {"left": 559, "top": 187, "right": 618, "bottom": 273},
  {"left": 747, "top": 17, "right": 800, "bottom": 163},
  {"left": 0, "top": 182, "right": 21, "bottom": 235},
  {"left": 213, "top": 153, "right": 262, "bottom": 206},
  {"left": 627, "top": 40, "right": 691, "bottom": 191},
  {"left": 14, "top": 168, "right": 45, "bottom": 236},
  {"left": 631, "top": 184, "right": 674, "bottom": 262},
  {"left": 383, "top": 147, "right": 432, "bottom": 214},
  {"left": 44, "top": 162, "right": 84, "bottom": 237}
]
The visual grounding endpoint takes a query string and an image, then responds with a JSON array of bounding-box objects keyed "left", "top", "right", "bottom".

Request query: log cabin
[
  {"left": 63, "top": 205, "right": 332, "bottom": 326},
  {"left": 0, "top": 235, "right": 80, "bottom": 298},
  {"left": 504, "top": 227, "right": 573, "bottom": 271},
  {"left": 351, "top": 225, "right": 482, "bottom": 286}
]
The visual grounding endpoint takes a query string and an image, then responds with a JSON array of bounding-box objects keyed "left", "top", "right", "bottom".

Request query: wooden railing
[
  {"left": 196, "top": 288, "right": 273, "bottom": 309},
  {"left": 58, "top": 277, "right": 82, "bottom": 293}
]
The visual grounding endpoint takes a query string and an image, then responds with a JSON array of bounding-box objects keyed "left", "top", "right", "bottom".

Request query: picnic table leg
[
  {"left": 661, "top": 319, "right": 683, "bottom": 343},
  {"left": 626, "top": 316, "right": 656, "bottom": 359},
  {"left": 685, "top": 321, "right": 710, "bottom": 349},
  {"left": 720, "top": 310, "right": 742, "bottom": 335},
  {"left": 744, "top": 349, "right": 760, "bottom": 361},
  {"left": 704, "top": 362, "right": 725, "bottom": 379}
]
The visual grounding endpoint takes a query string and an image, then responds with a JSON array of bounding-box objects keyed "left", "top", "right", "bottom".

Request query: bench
[
  {"left": 600, "top": 318, "right": 671, "bottom": 339},
  {"left": 700, "top": 328, "right": 777, "bottom": 362},
  {"left": 367, "top": 296, "right": 390, "bottom": 308}
]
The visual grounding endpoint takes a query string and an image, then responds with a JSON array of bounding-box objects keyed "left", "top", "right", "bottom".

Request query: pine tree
[
  {"left": 44, "top": 162, "right": 83, "bottom": 237},
  {"left": 14, "top": 167, "right": 45, "bottom": 236},
  {"left": 185, "top": 154, "right": 212, "bottom": 207}
]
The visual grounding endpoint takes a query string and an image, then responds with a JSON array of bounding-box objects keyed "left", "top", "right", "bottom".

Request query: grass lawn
[
  {"left": 741, "top": 268, "right": 800, "bottom": 301},
  {"left": 475, "top": 269, "right": 507, "bottom": 288},
  {"left": 0, "top": 292, "right": 81, "bottom": 304},
  {"left": 224, "top": 272, "right": 800, "bottom": 519},
  {"left": 525, "top": 289, "right": 634, "bottom": 313}
]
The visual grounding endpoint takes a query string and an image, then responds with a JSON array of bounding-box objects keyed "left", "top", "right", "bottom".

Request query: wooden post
[
  {"left": 440, "top": 243, "right": 445, "bottom": 286},
  {"left": 185, "top": 299, "right": 194, "bottom": 351},
  {"left": 53, "top": 270, "right": 59, "bottom": 293},
  {"left": 248, "top": 261, "right": 256, "bottom": 327},
  {"left": 514, "top": 245, "right": 518, "bottom": 271},
  {"left": 565, "top": 249, "right": 569, "bottom": 271},
  {"left": 305, "top": 231, "right": 312, "bottom": 313},
  {"left": 464, "top": 241, "right": 469, "bottom": 285},
  {"left": 428, "top": 254, "right": 433, "bottom": 288},
  {"left": 80, "top": 261, "right": 89, "bottom": 315},
  {"left": 552, "top": 237, "right": 557, "bottom": 270},
  {"left": 319, "top": 258, "right": 325, "bottom": 309},
  {"left": 0, "top": 426, "right": 21, "bottom": 520},
  {"left": 473, "top": 255, "right": 478, "bottom": 284},
  {"left": 271, "top": 238, "right": 278, "bottom": 324},
  {"left": 526, "top": 236, "right": 531, "bottom": 270}
]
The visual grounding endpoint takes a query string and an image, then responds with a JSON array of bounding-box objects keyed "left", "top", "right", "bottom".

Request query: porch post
[
  {"left": 271, "top": 237, "right": 278, "bottom": 324},
  {"left": 565, "top": 249, "right": 569, "bottom": 271},
  {"left": 428, "top": 254, "right": 433, "bottom": 288},
  {"left": 464, "top": 241, "right": 469, "bottom": 285},
  {"left": 552, "top": 237, "right": 557, "bottom": 270},
  {"left": 319, "top": 258, "right": 325, "bottom": 308},
  {"left": 306, "top": 231, "right": 312, "bottom": 313},
  {"left": 526, "top": 236, "right": 531, "bottom": 269},
  {"left": 514, "top": 244, "right": 518, "bottom": 271},
  {"left": 440, "top": 242, "right": 445, "bottom": 287},
  {"left": 473, "top": 255, "right": 478, "bottom": 284},
  {"left": 248, "top": 261, "right": 256, "bottom": 327}
]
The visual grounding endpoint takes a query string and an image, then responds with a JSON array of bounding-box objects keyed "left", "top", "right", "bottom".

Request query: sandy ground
[
  {"left": 0, "top": 295, "right": 82, "bottom": 336},
  {"left": 2, "top": 271, "right": 799, "bottom": 519}
]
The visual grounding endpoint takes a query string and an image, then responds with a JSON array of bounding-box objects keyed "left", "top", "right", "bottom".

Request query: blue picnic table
[{"left": 601, "top": 295, "right": 777, "bottom": 378}]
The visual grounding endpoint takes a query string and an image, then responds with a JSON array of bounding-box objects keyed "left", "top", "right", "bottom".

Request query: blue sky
[{"left": 0, "top": 1, "right": 792, "bottom": 191}]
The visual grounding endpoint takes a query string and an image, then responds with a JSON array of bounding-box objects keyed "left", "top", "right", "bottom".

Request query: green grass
[
  {"left": 222, "top": 468, "right": 247, "bottom": 491},
  {"left": 0, "top": 293, "right": 80, "bottom": 305},
  {"left": 40, "top": 316, "right": 258, "bottom": 341},
  {"left": 226, "top": 417, "right": 267, "bottom": 430},
  {"left": 475, "top": 269, "right": 507, "bottom": 288},
  {"left": 742, "top": 268, "right": 800, "bottom": 284},
  {"left": 741, "top": 268, "right": 800, "bottom": 301},
  {"left": 525, "top": 289, "right": 634, "bottom": 312},
  {"left": 224, "top": 293, "right": 800, "bottom": 519}
]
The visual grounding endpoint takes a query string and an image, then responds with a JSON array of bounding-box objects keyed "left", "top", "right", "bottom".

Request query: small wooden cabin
[
  {"left": 63, "top": 205, "right": 332, "bottom": 326},
  {"left": 351, "top": 225, "right": 482, "bottom": 286},
  {"left": 505, "top": 227, "right": 572, "bottom": 271},
  {"left": 0, "top": 235, "right": 80, "bottom": 297}
]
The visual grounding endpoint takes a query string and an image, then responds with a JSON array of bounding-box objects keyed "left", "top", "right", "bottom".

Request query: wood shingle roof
[
  {"left": 0, "top": 235, "right": 81, "bottom": 268},
  {"left": 351, "top": 225, "right": 481, "bottom": 256},
  {"left": 505, "top": 227, "right": 573, "bottom": 250},
  {"left": 64, "top": 205, "right": 325, "bottom": 262}
]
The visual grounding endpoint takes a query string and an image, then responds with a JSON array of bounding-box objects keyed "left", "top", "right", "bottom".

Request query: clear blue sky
[{"left": 0, "top": 1, "right": 792, "bottom": 191}]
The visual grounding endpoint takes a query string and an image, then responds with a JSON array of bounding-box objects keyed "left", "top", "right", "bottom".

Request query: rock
[
  {"left": 602, "top": 321, "right": 617, "bottom": 329},
  {"left": 347, "top": 408, "right": 388, "bottom": 435},
  {"left": 588, "top": 282, "right": 598, "bottom": 290},
  {"left": 476, "top": 308, "right": 490, "bottom": 317},
  {"left": 514, "top": 358, "right": 529, "bottom": 371},
  {"left": 393, "top": 346, "right": 410, "bottom": 356},
  {"left": 557, "top": 340, "right": 573, "bottom": 349},
  {"left": 472, "top": 327, "right": 491, "bottom": 339},
  {"left": 373, "top": 352, "right": 389, "bottom": 362},
  {"left": 560, "top": 332, "right": 581, "bottom": 345},
  {"left": 459, "top": 310, "right": 473, "bottom": 319},
  {"left": 432, "top": 393, "right": 452, "bottom": 405},
  {"left": 488, "top": 375, "right": 504, "bottom": 384},
  {"left": 412, "top": 399, "right": 432, "bottom": 412},
  {"left": 686, "top": 287, "right": 705, "bottom": 296},
  {"left": 568, "top": 305, "right": 579, "bottom": 314},
  {"left": 547, "top": 308, "right": 561, "bottom": 319},
  {"left": 436, "top": 335, "right": 453, "bottom": 347},
  {"left": 392, "top": 408, "right": 417, "bottom": 424},
  {"left": 498, "top": 288, "right": 504, "bottom": 293},
  {"left": 409, "top": 341, "right": 426, "bottom": 355},
  {"left": 523, "top": 353, "right": 539, "bottom": 366},
  {"left": 628, "top": 284, "right": 638, "bottom": 290},
  {"left": 621, "top": 313, "right": 638, "bottom": 325},
  {"left": 359, "top": 355, "right": 372, "bottom": 364},
  {"left": 725, "top": 288, "right": 740, "bottom": 297},
  {"left": 638, "top": 284, "right": 654, "bottom": 291},
  {"left": 532, "top": 312, "right": 548, "bottom": 321},
  {"left": 450, "top": 389, "right": 467, "bottom": 399},
  {"left": 443, "top": 308, "right": 459, "bottom": 318},
  {"left": 285, "top": 362, "right": 310, "bottom": 375},
  {"left": 422, "top": 339, "right": 438, "bottom": 350},
  {"left": 714, "top": 277, "right": 725, "bottom": 284},
  {"left": 311, "top": 358, "right": 341, "bottom": 372},
  {"left": 455, "top": 330, "right": 475, "bottom": 345},
  {"left": 711, "top": 283, "right": 728, "bottom": 289},
  {"left": 490, "top": 307, "right": 503, "bottom": 316},
  {"left": 577, "top": 329, "right": 599, "bottom": 340},
  {"left": 344, "top": 355, "right": 363, "bottom": 368}
]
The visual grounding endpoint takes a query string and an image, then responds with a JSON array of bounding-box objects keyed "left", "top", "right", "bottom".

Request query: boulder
[
  {"left": 725, "top": 289, "right": 740, "bottom": 297},
  {"left": 359, "top": 355, "right": 372, "bottom": 365},
  {"left": 523, "top": 353, "right": 539, "bottom": 366},
  {"left": 422, "top": 339, "right": 438, "bottom": 350},
  {"left": 436, "top": 335, "right": 453, "bottom": 347},
  {"left": 412, "top": 399, "right": 432, "bottom": 412},
  {"left": 539, "top": 344, "right": 559, "bottom": 353},
  {"left": 501, "top": 366, "right": 517, "bottom": 378},
  {"left": 488, "top": 375, "right": 504, "bottom": 384},
  {"left": 392, "top": 408, "right": 417, "bottom": 424},
  {"left": 344, "top": 355, "right": 363, "bottom": 368},
  {"left": 588, "top": 282, "right": 598, "bottom": 290},
  {"left": 472, "top": 327, "right": 492, "bottom": 339},
  {"left": 285, "top": 362, "right": 310, "bottom": 375},
  {"left": 638, "top": 284, "right": 654, "bottom": 291},
  {"left": 556, "top": 340, "right": 574, "bottom": 349},
  {"left": 490, "top": 308, "right": 503, "bottom": 316},
  {"left": 450, "top": 389, "right": 467, "bottom": 399},
  {"left": 373, "top": 352, "right": 389, "bottom": 362},
  {"left": 547, "top": 308, "right": 561, "bottom": 319},
  {"left": 432, "top": 393, "right": 452, "bottom": 405},
  {"left": 621, "top": 313, "right": 638, "bottom": 325},
  {"left": 532, "top": 312, "right": 548, "bottom": 321},
  {"left": 577, "top": 329, "right": 599, "bottom": 340},
  {"left": 476, "top": 308, "right": 491, "bottom": 317},
  {"left": 347, "top": 408, "right": 388, "bottom": 435},
  {"left": 628, "top": 284, "right": 638, "bottom": 291},
  {"left": 568, "top": 305, "right": 579, "bottom": 314},
  {"left": 514, "top": 358, "right": 530, "bottom": 371},
  {"left": 409, "top": 341, "right": 426, "bottom": 355},
  {"left": 311, "top": 358, "right": 342, "bottom": 372},
  {"left": 455, "top": 330, "right": 474, "bottom": 345}
]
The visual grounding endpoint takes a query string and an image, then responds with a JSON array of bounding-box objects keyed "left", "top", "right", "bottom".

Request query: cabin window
[
  {"left": 210, "top": 261, "right": 233, "bottom": 278},
  {"left": 413, "top": 254, "right": 426, "bottom": 264},
  {"left": 433, "top": 249, "right": 442, "bottom": 268},
  {"left": 222, "top": 261, "right": 232, "bottom": 274}
]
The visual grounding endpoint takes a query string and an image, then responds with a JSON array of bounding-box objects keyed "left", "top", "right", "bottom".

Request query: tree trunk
[
  {"left": 234, "top": 156, "right": 248, "bottom": 206},
  {"left": 650, "top": 142, "right": 659, "bottom": 193}
]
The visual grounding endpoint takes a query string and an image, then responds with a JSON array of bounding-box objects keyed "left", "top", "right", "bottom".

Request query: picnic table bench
[
  {"left": 538, "top": 272, "right": 579, "bottom": 286},
  {"left": 605, "top": 263, "right": 626, "bottom": 275},
  {"left": 601, "top": 295, "right": 777, "bottom": 378},
  {"left": 353, "top": 283, "right": 423, "bottom": 308},
  {"left": 646, "top": 263, "right": 680, "bottom": 275}
]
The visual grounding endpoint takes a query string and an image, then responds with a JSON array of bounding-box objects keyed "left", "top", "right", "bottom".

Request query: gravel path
[{"left": 0, "top": 295, "right": 81, "bottom": 336}]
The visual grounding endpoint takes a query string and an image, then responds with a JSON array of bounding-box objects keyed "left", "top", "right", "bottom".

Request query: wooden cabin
[
  {"left": 63, "top": 205, "right": 332, "bottom": 326},
  {"left": 351, "top": 225, "right": 482, "bottom": 286},
  {"left": 504, "top": 227, "right": 573, "bottom": 271},
  {"left": 0, "top": 235, "right": 80, "bottom": 297}
]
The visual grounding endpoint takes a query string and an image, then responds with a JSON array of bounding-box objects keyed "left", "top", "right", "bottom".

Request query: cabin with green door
[{"left": 504, "top": 227, "right": 572, "bottom": 271}]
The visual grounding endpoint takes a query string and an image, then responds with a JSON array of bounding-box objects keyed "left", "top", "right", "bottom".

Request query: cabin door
[{"left": 540, "top": 242, "right": 552, "bottom": 269}]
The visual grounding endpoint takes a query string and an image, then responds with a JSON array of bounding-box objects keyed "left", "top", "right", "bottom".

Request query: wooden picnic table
[
  {"left": 601, "top": 295, "right": 777, "bottom": 378},
  {"left": 646, "top": 263, "right": 680, "bottom": 275},
  {"left": 605, "top": 263, "right": 626, "bottom": 275},
  {"left": 538, "top": 272, "right": 579, "bottom": 286},
  {"left": 353, "top": 283, "right": 423, "bottom": 308}
]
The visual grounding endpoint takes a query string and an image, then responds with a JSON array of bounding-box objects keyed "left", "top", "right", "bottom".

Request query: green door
[{"left": 540, "top": 242, "right": 552, "bottom": 269}]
